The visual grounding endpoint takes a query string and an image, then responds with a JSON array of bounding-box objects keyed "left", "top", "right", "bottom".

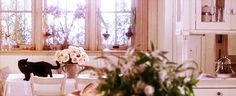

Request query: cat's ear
[{"left": 25, "top": 58, "right": 28, "bottom": 61}]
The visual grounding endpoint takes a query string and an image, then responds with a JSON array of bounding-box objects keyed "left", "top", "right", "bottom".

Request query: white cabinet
[
  {"left": 194, "top": 77, "right": 236, "bottom": 96},
  {"left": 196, "top": 0, "right": 231, "bottom": 30},
  {"left": 192, "top": 0, "right": 236, "bottom": 33},
  {"left": 194, "top": 89, "right": 236, "bottom": 96},
  {"left": 231, "top": 0, "right": 236, "bottom": 29}
]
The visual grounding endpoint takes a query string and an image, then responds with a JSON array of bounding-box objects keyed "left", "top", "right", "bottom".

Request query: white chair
[
  {"left": 74, "top": 74, "right": 98, "bottom": 90},
  {"left": 30, "top": 75, "right": 66, "bottom": 96}
]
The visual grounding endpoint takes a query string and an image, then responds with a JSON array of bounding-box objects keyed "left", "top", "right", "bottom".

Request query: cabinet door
[
  {"left": 196, "top": 0, "right": 231, "bottom": 30},
  {"left": 194, "top": 89, "right": 236, "bottom": 96},
  {"left": 231, "top": 0, "right": 236, "bottom": 29}
]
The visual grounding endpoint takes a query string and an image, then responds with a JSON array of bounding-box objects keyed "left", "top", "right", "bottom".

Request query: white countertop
[{"left": 196, "top": 74, "right": 236, "bottom": 88}]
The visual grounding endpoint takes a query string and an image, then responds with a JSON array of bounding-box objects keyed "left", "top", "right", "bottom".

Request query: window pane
[
  {"left": 101, "top": 13, "right": 115, "bottom": 45},
  {"left": 116, "top": 13, "right": 131, "bottom": 45},
  {"left": 101, "top": 13, "right": 131, "bottom": 46},
  {"left": 1, "top": 0, "right": 31, "bottom": 11},
  {"left": 43, "top": 0, "right": 86, "bottom": 50},
  {"left": 67, "top": 13, "right": 85, "bottom": 46},
  {"left": 116, "top": 0, "right": 132, "bottom": 11},
  {"left": 17, "top": 0, "right": 32, "bottom": 11},
  {"left": 1, "top": 13, "right": 32, "bottom": 45},
  {"left": 67, "top": 0, "right": 86, "bottom": 11},
  {"left": 1, "top": 0, "right": 17, "bottom": 11},
  {"left": 100, "top": 0, "right": 115, "bottom": 12},
  {"left": 0, "top": 0, "right": 32, "bottom": 50},
  {"left": 100, "top": 0, "right": 133, "bottom": 49},
  {"left": 45, "top": 0, "right": 67, "bottom": 10}
]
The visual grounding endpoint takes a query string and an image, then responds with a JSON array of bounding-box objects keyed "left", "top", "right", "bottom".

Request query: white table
[{"left": 4, "top": 74, "right": 97, "bottom": 96}]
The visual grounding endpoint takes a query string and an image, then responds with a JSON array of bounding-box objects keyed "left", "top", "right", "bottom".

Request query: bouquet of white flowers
[{"left": 54, "top": 46, "right": 89, "bottom": 64}]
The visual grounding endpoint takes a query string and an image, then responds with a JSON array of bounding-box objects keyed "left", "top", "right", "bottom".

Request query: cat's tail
[{"left": 51, "top": 61, "right": 61, "bottom": 69}]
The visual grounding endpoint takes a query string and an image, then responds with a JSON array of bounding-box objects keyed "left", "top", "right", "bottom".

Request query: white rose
[
  {"left": 70, "top": 53, "right": 77, "bottom": 58},
  {"left": 57, "top": 57, "right": 63, "bottom": 63},
  {"left": 61, "top": 54, "right": 69, "bottom": 63},
  {"left": 78, "top": 52, "right": 89, "bottom": 62},
  {"left": 76, "top": 50, "right": 82, "bottom": 56},
  {"left": 71, "top": 57, "right": 78, "bottom": 63},
  {"left": 144, "top": 85, "right": 154, "bottom": 96},
  {"left": 54, "top": 50, "right": 61, "bottom": 61},
  {"left": 78, "top": 47, "right": 85, "bottom": 52}
]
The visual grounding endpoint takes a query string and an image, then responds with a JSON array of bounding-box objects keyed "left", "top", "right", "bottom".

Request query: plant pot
[{"left": 62, "top": 64, "right": 79, "bottom": 78}]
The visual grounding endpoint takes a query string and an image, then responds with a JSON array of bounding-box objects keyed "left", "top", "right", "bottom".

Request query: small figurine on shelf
[
  {"left": 125, "top": 7, "right": 135, "bottom": 39},
  {"left": 102, "top": 31, "right": 110, "bottom": 51},
  {"left": 125, "top": 26, "right": 133, "bottom": 39},
  {"left": 1, "top": 33, "right": 12, "bottom": 51}
]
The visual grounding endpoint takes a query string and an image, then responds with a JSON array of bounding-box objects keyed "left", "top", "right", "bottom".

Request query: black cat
[{"left": 18, "top": 58, "right": 60, "bottom": 81}]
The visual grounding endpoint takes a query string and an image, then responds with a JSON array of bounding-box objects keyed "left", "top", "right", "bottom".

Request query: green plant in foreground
[{"left": 81, "top": 44, "right": 202, "bottom": 96}]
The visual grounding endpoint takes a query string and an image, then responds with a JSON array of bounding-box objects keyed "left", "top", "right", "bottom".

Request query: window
[
  {"left": 0, "top": 0, "right": 32, "bottom": 50},
  {"left": 0, "top": 0, "right": 148, "bottom": 51},
  {"left": 100, "top": 0, "right": 134, "bottom": 50},
  {"left": 42, "top": 0, "right": 87, "bottom": 50}
]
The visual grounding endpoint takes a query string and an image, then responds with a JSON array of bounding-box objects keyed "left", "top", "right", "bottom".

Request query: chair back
[
  {"left": 74, "top": 74, "right": 98, "bottom": 96},
  {"left": 30, "top": 75, "right": 66, "bottom": 96},
  {"left": 74, "top": 74, "right": 97, "bottom": 90},
  {"left": 81, "top": 83, "right": 96, "bottom": 94}
]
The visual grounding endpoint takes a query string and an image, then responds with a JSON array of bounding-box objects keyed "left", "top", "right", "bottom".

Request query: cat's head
[
  {"left": 18, "top": 58, "right": 30, "bottom": 72},
  {"left": 18, "top": 58, "right": 28, "bottom": 64}
]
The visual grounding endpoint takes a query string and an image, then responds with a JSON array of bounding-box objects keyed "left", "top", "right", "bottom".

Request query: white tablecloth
[{"left": 4, "top": 74, "right": 97, "bottom": 96}]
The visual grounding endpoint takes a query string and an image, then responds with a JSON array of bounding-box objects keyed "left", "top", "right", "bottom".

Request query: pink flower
[
  {"left": 74, "top": 4, "right": 86, "bottom": 19},
  {"left": 45, "top": 6, "right": 62, "bottom": 18}
]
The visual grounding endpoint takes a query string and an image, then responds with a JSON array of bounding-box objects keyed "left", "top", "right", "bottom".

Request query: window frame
[
  {"left": 0, "top": 0, "right": 33, "bottom": 49},
  {"left": 0, "top": 0, "right": 148, "bottom": 52}
]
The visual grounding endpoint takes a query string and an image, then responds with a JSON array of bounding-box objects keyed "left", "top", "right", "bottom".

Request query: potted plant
[{"left": 54, "top": 46, "right": 89, "bottom": 78}]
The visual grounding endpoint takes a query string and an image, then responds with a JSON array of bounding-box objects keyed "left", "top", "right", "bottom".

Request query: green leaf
[
  {"left": 151, "top": 42, "right": 155, "bottom": 51},
  {"left": 135, "top": 52, "right": 150, "bottom": 65},
  {"left": 188, "top": 79, "right": 199, "bottom": 85}
]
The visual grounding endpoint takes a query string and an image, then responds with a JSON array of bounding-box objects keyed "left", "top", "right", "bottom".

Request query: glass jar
[
  {"left": 215, "top": 56, "right": 235, "bottom": 77},
  {"left": 201, "top": 5, "right": 212, "bottom": 22}
]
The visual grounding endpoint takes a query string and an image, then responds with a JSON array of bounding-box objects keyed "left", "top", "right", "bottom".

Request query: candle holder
[
  {"left": 125, "top": 27, "right": 133, "bottom": 39},
  {"left": 102, "top": 31, "right": 110, "bottom": 51}
]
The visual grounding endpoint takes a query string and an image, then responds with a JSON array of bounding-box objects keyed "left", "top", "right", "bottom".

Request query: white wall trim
[
  {"left": 148, "top": 0, "right": 158, "bottom": 50},
  {"left": 158, "top": 0, "right": 174, "bottom": 60}
]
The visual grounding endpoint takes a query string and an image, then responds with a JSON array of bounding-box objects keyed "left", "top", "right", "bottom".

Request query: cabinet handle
[
  {"left": 229, "top": 9, "right": 234, "bottom": 15},
  {"left": 233, "top": 9, "right": 236, "bottom": 15},
  {"left": 228, "top": 9, "right": 236, "bottom": 15},
  {"left": 229, "top": 9, "right": 236, "bottom": 15},
  {"left": 217, "top": 92, "right": 223, "bottom": 96}
]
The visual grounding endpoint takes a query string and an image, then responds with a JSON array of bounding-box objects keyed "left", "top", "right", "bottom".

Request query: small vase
[
  {"left": 62, "top": 64, "right": 79, "bottom": 78},
  {"left": 102, "top": 31, "right": 110, "bottom": 51}
]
